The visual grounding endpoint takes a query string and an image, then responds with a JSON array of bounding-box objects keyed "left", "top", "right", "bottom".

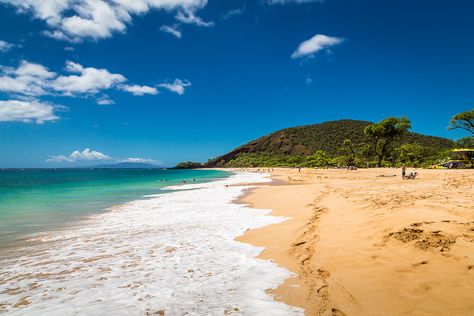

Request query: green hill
[{"left": 205, "top": 119, "right": 456, "bottom": 167}]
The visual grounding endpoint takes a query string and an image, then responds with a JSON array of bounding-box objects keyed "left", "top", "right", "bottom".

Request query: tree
[
  {"left": 449, "top": 109, "right": 474, "bottom": 135},
  {"left": 398, "top": 143, "right": 423, "bottom": 164},
  {"left": 338, "top": 139, "right": 356, "bottom": 166},
  {"left": 457, "top": 136, "right": 474, "bottom": 148},
  {"left": 305, "top": 150, "right": 329, "bottom": 167},
  {"left": 359, "top": 143, "right": 373, "bottom": 167},
  {"left": 364, "top": 117, "right": 411, "bottom": 167}
]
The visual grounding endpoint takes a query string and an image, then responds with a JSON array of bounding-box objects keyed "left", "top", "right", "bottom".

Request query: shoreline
[
  {"left": 0, "top": 169, "right": 232, "bottom": 259},
  {"left": 234, "top": 169, "right": 320, "bottom": 314},
  {"left": 0, "top": 171, "right": 303, "bottom": 315},
  {"left": 234, "top": 167, "right": 474, "bottom": 315}
]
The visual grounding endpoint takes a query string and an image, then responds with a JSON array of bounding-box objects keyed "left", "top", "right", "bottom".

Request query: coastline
[
  {"left": 0, "top": 171, "right": 303, "bottom": 315},
  {"left": 234, "top": 167, "right": 474, "bottom": 315},
  {"left": 0, "top": 169, "right": 230, "bottom": 258}
]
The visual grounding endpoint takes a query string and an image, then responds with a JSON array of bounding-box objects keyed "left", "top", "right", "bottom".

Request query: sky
[{"left": 0, "top": 0, "right": 473, "bottom": 168}]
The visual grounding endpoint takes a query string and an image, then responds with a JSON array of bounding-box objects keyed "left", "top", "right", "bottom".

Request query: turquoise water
[{"left": 0, "top": 169, "right": 229, "bottom": 249}]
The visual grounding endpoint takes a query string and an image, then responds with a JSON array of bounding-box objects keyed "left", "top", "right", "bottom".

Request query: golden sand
[{"left": 236, "top": 168, "right": 474, "bottom": 316}]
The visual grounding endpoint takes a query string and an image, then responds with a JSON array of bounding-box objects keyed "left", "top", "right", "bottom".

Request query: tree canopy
[
  {"left": 174, "top": 161, "right": 203, "bottom": 169},
  {"left": 364, "top": 117, "right": 411, "bottom": 166},
  {"left": 457, "top": 136, "right": 474, "bottom": 148},
  {"left": 449, "top": 109, "right": 474, "bottom": 135},
  {"left": 338, "top": 139, "right": 356, "bottom": 166}
]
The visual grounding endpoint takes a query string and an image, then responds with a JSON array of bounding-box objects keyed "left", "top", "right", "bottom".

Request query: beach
[
  {"left": 237, "top": 168, "right": 474, "bottom": 315},
  {"left": 1, "top": 168, "right": 473, "bottom": 315}
]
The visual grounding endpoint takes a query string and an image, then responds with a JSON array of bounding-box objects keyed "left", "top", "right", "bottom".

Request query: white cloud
[
  {"left": 15, "top": 60, "right": 56, "bottom": 79},
  {"left": 47, "top": 148, "right": 111, "bottom": 163},
  {"left": 1, "top": 0, "right": 209, "bottom": 41},
  {"left": 160, "top": 25, "right": 182, "bottom": 38},
  {"left": 0, "top": 60, "right": 160, "bottom": 99},
  {"left": 0, "top": 60, "right": 169, "bottom": 123},
  {"left": 291, "top": 34, "right": 343, "bottom": 59},
  {"left": 0, "top": 61, "right": 55, "bottom": 96},
  {"left": 0, "top": 40, "right": 14, "bottom": 52},
  {"left": 0, "top": 99, "right": 59, "bottom": 123},
  {"left": 118, "top": 84, "right": 158, "bottom": 96},
  {"left": 175, "top": 10, "right": 213, "bottom": 27},
  {"left": 221, "top": 7, "right": 245, "bottom": 20},
  {"left": 51, "top": 61, "right": 126, "bottom": 95},
  {"left": 120, "top": 157, "right": 160, "bottom": 164},
  {"left": 158, "top": 79, "right": 191, "bottom": 95},
  {"left": 47, "top": 150, "right": 160, "bottom": 165},
  {"left": 96, "top": 96, "right": 115, "bottom": 105}
]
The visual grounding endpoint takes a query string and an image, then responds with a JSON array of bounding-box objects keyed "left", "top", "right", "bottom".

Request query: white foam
[{"left": 0, "top": 172, "right": 303, "bottom": 315}]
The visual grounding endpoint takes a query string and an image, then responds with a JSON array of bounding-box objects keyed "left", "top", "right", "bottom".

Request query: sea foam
[{"left": 0, "top": 172, "right": 303, "bottom": 315}]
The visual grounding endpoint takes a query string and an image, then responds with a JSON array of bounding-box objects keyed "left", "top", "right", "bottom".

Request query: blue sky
[{"left": 0, "top": 0, "right": 473, "bottom": 167}]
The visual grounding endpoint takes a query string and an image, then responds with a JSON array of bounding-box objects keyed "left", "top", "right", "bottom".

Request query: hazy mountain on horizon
[{"left": 87, "top": 162, "right": 163, "bottom": 169}]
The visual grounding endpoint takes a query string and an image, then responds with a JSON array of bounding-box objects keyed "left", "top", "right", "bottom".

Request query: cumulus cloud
[
  {"left": 46, "top": 151, "right": 161, "bottom": 165},
  {"left": 16, "top": 60, "right": 56, "bottom": 79},
  {"left": 51, "top": 61, "right": 126, "bottom": 95},
  {"left": 160, "top": 25, "right": 182, "bottom": 38},
  {"left": 0, "top": 61, "right": 55, "bottom": 96},
  {"left": 0, "top": 60, "right": 169, "bottom": 123},
  {"left": 158, "top": 79, "right": 191, "bottom": 95},
  {"left": 291, "top": 34, "right": 343, "bottom": 59},
  {"left": 0, "top": 60, "right": 159, "bottom": 98},
  {"left": 1, "top": 0, "right": 210, "bottom": 41},
  {"left": 118, "top": 84, "right": 158, "bottom": 96},
  {"left": 47, "top": 148, "right": 111, "bottom": 163},
  {"left": 0, "top": 99, "right": 59, "bottom": 123},
  {"left": 0, "top": 40, "right": 14, "bottom": 52}
]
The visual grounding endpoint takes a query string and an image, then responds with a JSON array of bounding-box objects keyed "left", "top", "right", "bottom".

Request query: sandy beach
[{"left": 236, "top": 168, "right": 474, "bottom": 315}]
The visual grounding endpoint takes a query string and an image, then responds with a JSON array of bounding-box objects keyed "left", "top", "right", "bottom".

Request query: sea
[{"left": 0, "top": 169, "right": 303, "bottom": 315}]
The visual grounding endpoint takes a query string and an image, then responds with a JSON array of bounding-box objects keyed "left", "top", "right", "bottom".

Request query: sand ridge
[{"left": 236, "top": 168, "right": 474, "bottom": 316}]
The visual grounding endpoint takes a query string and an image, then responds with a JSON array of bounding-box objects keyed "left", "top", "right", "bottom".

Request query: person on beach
[{"left": 401, "top": 164, "right": 406, "bottom": 179}]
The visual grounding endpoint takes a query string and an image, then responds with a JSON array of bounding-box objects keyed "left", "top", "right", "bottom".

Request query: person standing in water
[{"left": 401, "top": 164, "right": 407, "bottom": 179}]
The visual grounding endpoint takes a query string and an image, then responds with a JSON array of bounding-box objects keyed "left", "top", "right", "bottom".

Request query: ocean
[
  {"left": 0, "top": 169, "right": 303, "bottom": 315},
  {"left": 0, "top": 169, "right": 228, "bottom": 252}
]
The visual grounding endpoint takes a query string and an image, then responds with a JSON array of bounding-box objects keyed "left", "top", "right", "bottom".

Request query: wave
[{"left": 0, "top": 172, "right": 303, "bottom": 315}]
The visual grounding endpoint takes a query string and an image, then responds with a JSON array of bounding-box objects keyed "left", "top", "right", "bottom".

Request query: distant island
[{"left": 87, "top": 162, "right": 163, "bottom": 169}]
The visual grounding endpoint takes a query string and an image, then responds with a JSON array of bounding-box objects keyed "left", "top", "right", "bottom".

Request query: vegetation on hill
[
  {"left": 204, "top": 119, "right": 457, "bottom": 168},
  {"left": 174, "top": 161, "right": 204, "bottom": 169}
]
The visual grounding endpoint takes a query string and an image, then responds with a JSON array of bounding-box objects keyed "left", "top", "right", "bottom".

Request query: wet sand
[{"left": 236, "top": 168, "right": 474, "bottom": 315}]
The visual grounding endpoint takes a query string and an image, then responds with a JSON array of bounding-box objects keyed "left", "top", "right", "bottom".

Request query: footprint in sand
[
  {"left": 317, "top": 284, "right": 328, "bottom": 294},
  {"left": 317, "top": 268, "right": 331, "bottom": 278},
  {"left": 412, "top": 283, "right": 432, "bottom": 296},
  {"left": 412, "top": 260, "right": 429, "bottom": 267}
]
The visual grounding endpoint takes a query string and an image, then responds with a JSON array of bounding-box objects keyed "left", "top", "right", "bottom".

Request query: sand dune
[{"left": 237, "top": 168, "right": 474, "bottom": 315}]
